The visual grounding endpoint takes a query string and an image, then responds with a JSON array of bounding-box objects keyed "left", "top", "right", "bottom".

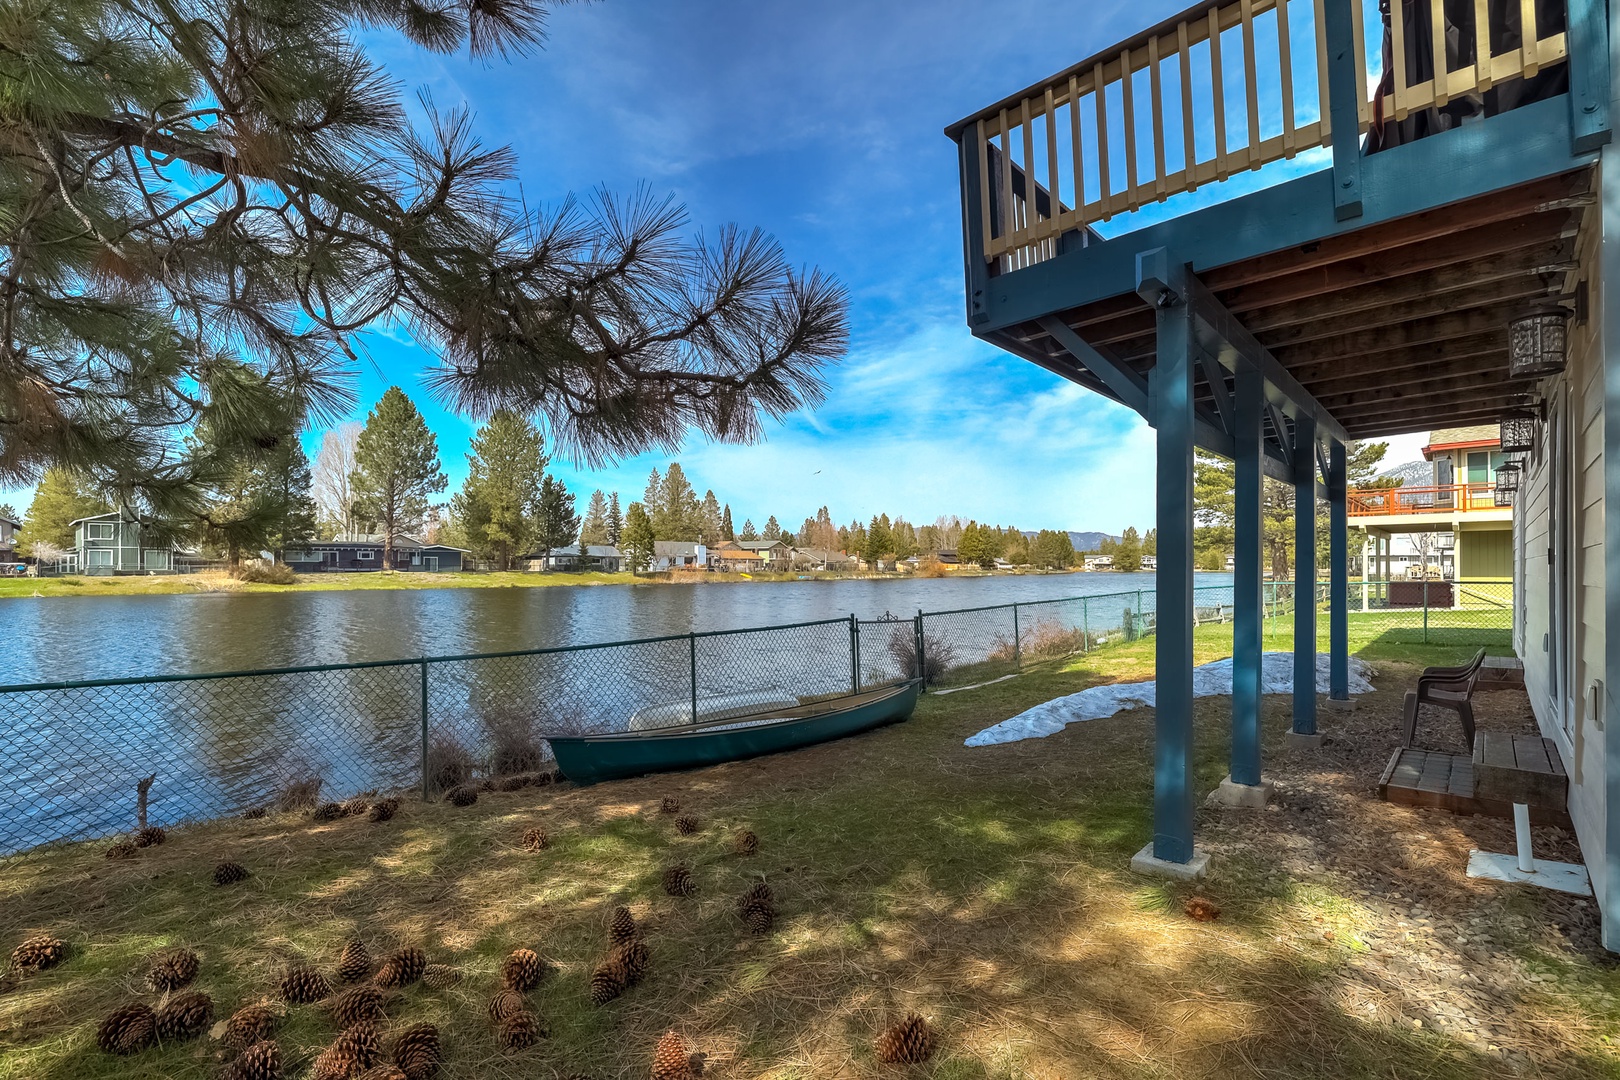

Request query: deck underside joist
[{"left": 993, "top": 169, "right": 1596, "bottom": 442}]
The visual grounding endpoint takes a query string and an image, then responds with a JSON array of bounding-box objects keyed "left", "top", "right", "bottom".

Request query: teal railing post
[
  {"left": 1081, "top": 596, "right": 1090, "bottom": 652},
  {"left": 849, "top": 615, "right": 860, "bottom": 694},
  {"left": 688, "top": 632, "right": 698, "bottom": 725},
  {"left": 1012, "top": 602, "right": 1021, "bottom": 668},
  {"left": 419, "top": 661, "right": 429, "bottom": 801}
]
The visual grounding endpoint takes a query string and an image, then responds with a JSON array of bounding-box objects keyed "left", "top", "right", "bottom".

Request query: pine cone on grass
[
  {"left": 650, "top": 1030, "right": 704, "bottom": 1079},
  {"left": 673, "top": 814, "right": 700, "bottom": 836},
  {"left": 497, "top": 1009, "right": 545, "bottom": 1049},
  {"left": 733, "top": 829, "right": 758, "bottom": 856},
  {"left": 375, "top": 947, "right": 426, "bottom": 988},
  {"left": 874, "top": 1013, "right": 935, "bottom": 1064},
  {"left": 147, "top": 947, "right": 200, "bottom": 991},
  {"left": 661, "top": 865, "right": 697, "bottom": 897},
  {"left": 223, "top": 1039, "right": 282, "bottom": 1080},
  {"left": 9, "top": 934, "right": 67, "bottom": 973},
  {"left": 329, "top": 985, "right": 386, "bottom": 1027},
  {"left": 588, "top": 964, "right": 625, "bottom": 1006},
  {"left": 134, "top": 825, "right": 166, "bottom": 847},
  {"left": 501, "top": 948, "right": 546, "bottom": 992},
  {"left": 494, "top": 774, "right": 532, "bottom": 792},
  {"left": 521, "top": 826, "right": 548, "bottom": 852},
  {"left": 280, "top": 963, "right": 332, "bottom": 1004},
  {"left": 1183, "top": 895, "right": 1221, "bottom": 922},
  {"left": 96, "top": 1001, "right": 156, "bottom": 1055},
  {"left": 607, "top": 906, "right": 638, "bottom": 944},
  {"left": 390, "top": 1023, "right": 441, "bottom": 1080},
  {"left": 487, "top": 989, "right": 528, "bottom": 1022},
  {"left": 368, "top": 798, "right": 400, "bottom": 823},
  {"left": 337, "top": 938, "right": 371, "bottom": 982},
  {"left": 312, "top": 1020, "right": 380, "bottom": 1080},
  {"left": 154, "top": 990, "right": 213, "bottom": 1041},
  {"left": 215, "top": 861, "right": 250, "bottom": 886},
  {"left": 106, "top": 838, "right": 139, "bottom": 859},
  {"left": 421, "top": 963, "right": 460, "bottom": 990},
  {"left": 341, "top": 796, "right": 372, "bottom": 817},
  {"left": 242, "top": 806, "right": 269, "bottom": 820},
  {"left": 660, "top": 797, "right": 679, "bottom": 814},
  {"left": 738, "top": 882, "right": 775, "bottom": 935},
  {"left": 590, "top": 937, "right": 650, "bottom": 1004},
  {"left": 224, "top": 1004, "right": 279, "bottom": 1048},
  {"left": 312, "top": 802, "right": 347, "bottom": 823},
  {"left": 445, "top": 786, "right": 478, "bottom": 808}
]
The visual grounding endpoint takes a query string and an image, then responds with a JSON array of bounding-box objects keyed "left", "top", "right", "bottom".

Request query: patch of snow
[{"left": 964, "top": 652, "right": 1374, "bottom": 747}]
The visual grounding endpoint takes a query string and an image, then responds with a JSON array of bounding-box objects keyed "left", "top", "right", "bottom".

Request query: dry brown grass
[{"left": 2, "top": 655, "right": 1617, "bottom": 1079}]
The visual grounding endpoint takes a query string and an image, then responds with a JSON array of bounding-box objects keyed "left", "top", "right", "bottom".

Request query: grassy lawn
[{"left": 3, "top": 637, "right": 1613, "bottom": 1078}]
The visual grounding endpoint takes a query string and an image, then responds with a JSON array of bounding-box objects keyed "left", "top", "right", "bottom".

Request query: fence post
[
  {"left": 688, "top": 632, "right": 698, "bottom": 725},
  {"left": 914, "top": 612, "right": 927, "bottom": 689},
  {"left": 1012, "top": 602, "right": 1021, "bottom": 668},
  {"left": 1081, "top": 596, "right": 1090, "bottom": 652},
  {"left": 850, "top": 615, "right": 860, "bottom": 695},
  {"left": 1423, "top": 582, "right": 1430, "bottom": 644},
  {"left": 419, "top": 661, "right": 429, "bottom": 802}
]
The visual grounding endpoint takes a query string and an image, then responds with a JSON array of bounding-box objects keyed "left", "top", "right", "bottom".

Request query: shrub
[
  {"left": 275, "top": 774, "right": 323, "bottom": 811},
  {"left": 234, "top": 563, "right": 298, "bottom": 585},
  {"left": 424, "top": 736, "right": 473, "bottom": 796},
  {"left": 1021, "top": 618, "right": 1087, "bottom": 659},
  {"left": 482, "top": 707, "right": 547, "bottom": 776},
  {"left": 916, "top": 556, "right": 948, "bottom": 579},
  {"left": 886, "top": 625, "right": 956, "bottom": 683}
]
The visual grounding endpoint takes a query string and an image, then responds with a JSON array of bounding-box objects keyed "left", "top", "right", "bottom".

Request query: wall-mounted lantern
[
  {"left": 1498, "top": 412, "right": 1538, "bottom": 455},
  {"left": 1494, "top": 461, "right": 1522, "bottom": 507},
  {"left": 1508, "top": 309, "right": 1570, "bottom": 378}
]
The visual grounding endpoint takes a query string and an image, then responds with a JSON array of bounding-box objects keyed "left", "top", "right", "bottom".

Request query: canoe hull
[{"left": 549, "top": 681, "right": 921, "bottom": 785}]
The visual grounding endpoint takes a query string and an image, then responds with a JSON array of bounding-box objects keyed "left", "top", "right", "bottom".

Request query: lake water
[{"left": 0, "top": 571, "right": 1233, "bottom": 684}]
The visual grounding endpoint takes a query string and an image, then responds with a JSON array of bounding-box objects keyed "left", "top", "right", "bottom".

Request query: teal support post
[
  {"left": 1568, "top": 0, "right": 1612, "bottom": 154},
  {"left": 1322, "top": 0, "right": 1364, "bottom": 220},
  {"left": 1141, "top": 248, "right": 1196, "bottom": 864},
  {"left": 1293, "top": 414, "right": 1318, "bottom": 735},
  {"left": 1329, "top": 439, "right": 1350, "bottom": 701},
  {"left": 1231, "top": 363, "right": 1265, "bottom": 786},
  {"left": 955, "top": 133, "right": 992, "bottom": 326}
]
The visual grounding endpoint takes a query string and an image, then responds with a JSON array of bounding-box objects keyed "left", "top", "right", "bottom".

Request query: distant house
[
  {"left": 70, "top": 512, "right": 187, "bottom": 574},
  {"left": 733, "top": 539, "right": 791, "bottom": 566},
  {"left": 791, "top": 547, "right": 856, "bottom": 570},
  {"left": 1140, "top": 554, "right": 1158, "bottom": 570},
  {"left": 709, "top": 541, "right": 765, "bottom": 572},
  {"left": 285, "top": 534, "right": 467, "bottom": 572},
  {"left": 1083, "top": 554, "right": 1114, "bottom": 571},
  {"left": 0, "top": 513, "right": 18, "bottom": 562},
  {"left": 652, "top": 541, "right": 708, "bottom": 570},
  {"left": 935, "top": 549, "right": 961, "bottom": 565},
  {"left": 525, "top": 545, "right": 622, "bottom": 572}
]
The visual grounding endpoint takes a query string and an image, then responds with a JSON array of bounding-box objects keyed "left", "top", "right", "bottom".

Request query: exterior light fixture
[
  {"left": 1507, "top": 309, "right": 1571, "bottom": 378},
  {"left": 1494, "top": 461, "right": 1522, "bottom": 506},
  {"left": 1498, "top": 412, "right": 1538, "bottom": 455}
]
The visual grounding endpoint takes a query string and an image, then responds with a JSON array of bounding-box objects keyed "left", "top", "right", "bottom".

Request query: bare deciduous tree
[{"left": 312, "top": 424, "right": 363, "bottom": 538}]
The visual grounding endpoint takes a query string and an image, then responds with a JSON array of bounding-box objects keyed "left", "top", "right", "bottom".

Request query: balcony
[{"left": 1347, "top": 482, "right": 1510, "bottom": 518}]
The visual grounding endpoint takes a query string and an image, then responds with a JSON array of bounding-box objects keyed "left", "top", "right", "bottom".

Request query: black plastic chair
[{"left": 1401, "top": 648, "right": 1487, "bottom": 751}]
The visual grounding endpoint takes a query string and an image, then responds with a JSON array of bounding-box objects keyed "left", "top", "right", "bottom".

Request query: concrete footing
[
  {"left": 1205, "top": 774, "right": 1274, "bottom": 809},
  {"left": 1285, "top": 730, "right": 1325, "bottom": 751},
  {"left": 1325, "top": 696, "right": 1358, "bottom": 713},
  {"left": 1130, "top": 843, "right": 1211, "bottom": 881}
]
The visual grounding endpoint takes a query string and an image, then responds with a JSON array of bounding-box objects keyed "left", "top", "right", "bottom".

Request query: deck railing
[
  {"left": 1347, "top": 482, "right": 1508, "bottom": 516},
  {"left": 951, "top": 0, "right": 1569, "bottom": 273}
]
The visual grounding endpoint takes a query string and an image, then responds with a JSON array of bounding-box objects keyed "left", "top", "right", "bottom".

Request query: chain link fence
[{"left": 0, "top": 579, "right": 1515, "bottom": 856}]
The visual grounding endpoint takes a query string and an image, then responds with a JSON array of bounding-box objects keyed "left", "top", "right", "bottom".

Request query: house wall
[
  {"left": 1517, "top": 201, "right": 1607, "bottom": 931},
  {"left": 1457, "top": 528, "right": 1512, "bottom": 578}
]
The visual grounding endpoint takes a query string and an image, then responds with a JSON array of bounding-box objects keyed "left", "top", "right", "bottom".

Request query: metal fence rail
[{"left": 0, "top": 579, "right": 1513, "bottom": 856}]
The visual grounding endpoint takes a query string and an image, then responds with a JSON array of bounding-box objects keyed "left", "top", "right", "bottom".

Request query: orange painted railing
[{"left": 1347, "top": 483, "right": 1504, "bottom": 517}]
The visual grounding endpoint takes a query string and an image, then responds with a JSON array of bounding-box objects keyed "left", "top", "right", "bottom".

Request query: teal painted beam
[
  {"left": 1323, "top": 0, "right": 1364, "bottom": 219},
  {"left": 1329, "top": 438, "right": 1349, "bottom": 701},
  {"left": 1293, "top": 412, "right": 1318, "bottom": 736},
  {"left": 1147, "top": 253, "right": 1196, "bottom": 866},
  {"left": 972, "top": 97, "right": 1594, "bottom": 336},
  {"left": 1231, "top": 362, "right": 1265, "bottom": 787},
  {"left": 1568, "top": 0, "right": 1612, "bottom": 154},
  {"left": 1038, "top": 316, "right": 1149, "bottom": 414},
  {"left": 956, "top": 134, "right": 991, "bottom": 327}
]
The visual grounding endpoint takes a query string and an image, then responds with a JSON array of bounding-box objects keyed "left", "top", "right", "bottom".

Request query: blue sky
[{"left": 3, "top": 0, "right": 1424, "bottom": 530}]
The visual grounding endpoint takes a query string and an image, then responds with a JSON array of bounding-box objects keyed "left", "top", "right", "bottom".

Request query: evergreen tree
[
  {"left": 722, "top": 504, "right": 735, "bottom": 540},
  {"left": 1143, "top": 528, "right": 1157, "bottom": 557},
  {"left": 762, "top": 515, "right": 782, "bottom": 541},
  {"left": 0, "top": 504, "right": 16, "bottom": 521},
  {"left": 862, "top": 514, "right": 891, "bottom": 567},
  {"left": 642, "top": 469, "right": 663, "bottom": 521},
  {"left": 657, "top": 463, "right": 700, "bottom": 540},
  {"left": 579, "top": 490, "right": 610, "bottom": 546},
  {"left": 451, "top": 410, "right": 547, "bottom": 569},
  {"left": 0, "top": 0, "right": 847, "bottom": 510},
  {"left": 798, "top": 516, "right": 818, "bottom": 548},
  {"left": 621, "top": 501, "right": 656, "bottom": 573},
  {"left": 16, "top": 469, "right": 108, "bottom": 555},
  {"left": 350, "top": 387, "right": 448, "bottom": 566},
  {"left": 532, "top": 475, "right": 580, "bottom": 564},
  {"left": 890, "top": 517, "right": 918, "bottom": 560},
  {"left": 192, "top": 425, "right": 317, "bottom": 567},
  {"left": 697, "top": 489, "right": 723, "bottom": 544},
  {"left": 739, "top": 518, "right": 759, "bottom": 541},
  {"left": 1115, "top": 526, "right": 1144, "bottom": 572},
  {"left": 1031, "top": 529, "right": 1076, "bottom": 569},
  {"left": 606, "top": 492, "right": 623, "bottom": 546},
  {"left": 958, "top": 521, "right": 996, "bottom": 568}
]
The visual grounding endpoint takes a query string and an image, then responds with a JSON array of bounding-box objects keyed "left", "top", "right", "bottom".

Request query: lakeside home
[
  {"left": 285, "top": 535, "right": 468, "bottom": 573},
  {"left": 652, "top": 541, "right": 708, "bottom": 570},
  {"left": 525, "top": 545, "right": 622, "bottom": 572},
  {"left": 67, "top": 511, "right": 186, "bottom": 575},
  {"left": 0, "top": 513, "right": 17, "bottom": 563}
]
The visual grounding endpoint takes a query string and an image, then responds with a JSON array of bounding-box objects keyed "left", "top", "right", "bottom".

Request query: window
[
  {"left": 356, "top": 549, "right": 375, "bottom": 561},
  {"left": 144, "top": 550, "right": 168, "bottom": 570},
  {"left": 87, "top": 549, "right": 113, "bottom": 568},
  {"left": 1466, "top": 451, "right": 1509, "bottom": 484},
  {"left": 86, "top": 522, "right": 115, "bottom": 540}
]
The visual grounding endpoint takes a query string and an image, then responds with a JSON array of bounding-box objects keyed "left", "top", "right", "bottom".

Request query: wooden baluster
[
  {"left": 1353, "top": 0, "right": 1370, "bottom": 130},
  {"left": 998, "top": 108, "right": 1013, "bottom": 262},
  {"left": 1178, "top": 21, "right": 1197, "bottom": 191},
  {"left": 976, "top": 118, "right": 993, "bottom": 266},
  {"left": 1045, "top": 86, "right": 1062, "bottom": 238},
  {"left": 1314, "top": 0, "right": 1332, "bottom": 138},
  {"left": 1021, "top": 96, "right": 1035, "bottom": 257},
  {"left": 1240, "top": 0, "right": 1261, "bottom": 168},
  {"left": 1277, "top": 0, "right": 1298, "bottom": 156},
  {"left": 1121, "top": 47, "right": 1141, "bottom": 210},
  {"left": 1520, "top": 0, "right": 1539, "bottom": 74},
  {"left": 1473, "top": 0, "right": 1492, "bottom": 92},
  {"left": 1431, "top": 0, "right": 1449, "bottom": 107},
  {"left": 1070, "top": 74, "right": 1087, "bottom": 222},
  {"left": 1149, "top": 32, "right": 1167, "bottom": 202},
  {"left": 1391, "top": 0, "right": 1409, "bottom": 121},
  {"left": 1210, "top": 7, "right": 1229, "bottom": 179},
  {"left": 1094, "top": 62, "right": 1113, "bottom": 220}
]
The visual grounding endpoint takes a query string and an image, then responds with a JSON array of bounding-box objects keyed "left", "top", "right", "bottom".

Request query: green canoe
[{"left": 549, "top": 680, "right": 921, "bottom": 785}]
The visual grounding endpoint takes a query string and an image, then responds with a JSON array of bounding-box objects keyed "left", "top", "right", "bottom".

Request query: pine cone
[
  {"left": 215, "top": 861, "right": 250, "bottom": 886},
  {"left": 659, "top": 796, "right": 680, "bottom": 814},
  {"left": 224, "top": 1004, "right": 279, "bottom": 1048},
  {"left": 96, "top": 1001, "right": 155, "bottom": 1055},
  {"left": 312, "top": 1020, "right": 380, "bottom": 1079},
  {"left": 732, "top": 829, "right": 758, "bottom": 856},
  {"left": 445, "top": 786, "right": 478, "bottom": 808},
  {"left": 341, "top": 796, "right": 372, "bottom": 817},
  {"left": 738, "top": 882, "right": 774, "bottom": 935},
  {"left": 223, "top": 1039, "right": 282, "bottom": 1080},
  {"left": 389, "top": 1022, "right": 441, "bottom": 1080},
  {"left": 673, "top": 814, "right": 699, "bottom": 835},
  {"left": 337, "top": 938, "right": 371, "bottom": 982},
  {"left": 650, "top": 1030, "right": 702, "bottom": 1080},
  {"left": 496, "top": 1009, "right": 545, "bottom": 1049},
  {"left": 242, "top": 806, "right": 269, "bottom": 820},
  {"left": 1183, "top": 895, "right": 1221, "bottom": 922},
  {"left": 329, "top": 985, "right": 386, "bottom": 1027},
  {"left": 494, "top": 774, "right": 533, "bottom": 792},
  {"left": 280, "top": 963, "right": 332, "bottom": 1004},
  {"left": 154, "top": 990, "right": 213, "bottom": 1041},
  {"left": 588, "top": 963, "right": 624, "bottom": 1006},
  {"left": 500, "top": 948, "right": 546, "bottom": 992},
  {"left": 312, "top": 802, "right": 347, "bottom": 823},
  {"left": 487, "top": 989, "right": 528, "bottom": 1022},
  {"left": 368, "top": 797, "right": 400, "bottom": 823},
  {"left": 146, "top": 947, "right": 200, "bottom": 992},
  {"left": 420, "top": 963, "right": 460, "bottom": 990},
  {"left": 521, "top": 826, "right": 548, "bottom": 852},
  {"left": 134, "top": 825, "right": 166, "bottom": 847},
  {"left": 374, "top": 947, "right": 426, "bottom": 988},
  {"left": 661, "top": 865, "right": 697, "bottom": 897},
  {"left": 9, "top": 933, "right": 67, "bottom": 973},
  {"left": 612, "top": 938, "right": 650, "bottom": 984},
  {"left": 874, "top": 1013, "right": 934, "bottom": 1064},
  {"left": 105, "top": 838, "right": 138, "bottom": 860},
  {"left": 355, "top": 1067, "right": 407, "bottom": 1080},
  {"left": 607, "top": 906, "right": 638, "bottom": 945}
]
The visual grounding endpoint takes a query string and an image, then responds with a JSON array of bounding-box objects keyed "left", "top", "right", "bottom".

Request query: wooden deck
[{"left": 1379, "top": 746, "right": 1572, "bottom": 828}]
